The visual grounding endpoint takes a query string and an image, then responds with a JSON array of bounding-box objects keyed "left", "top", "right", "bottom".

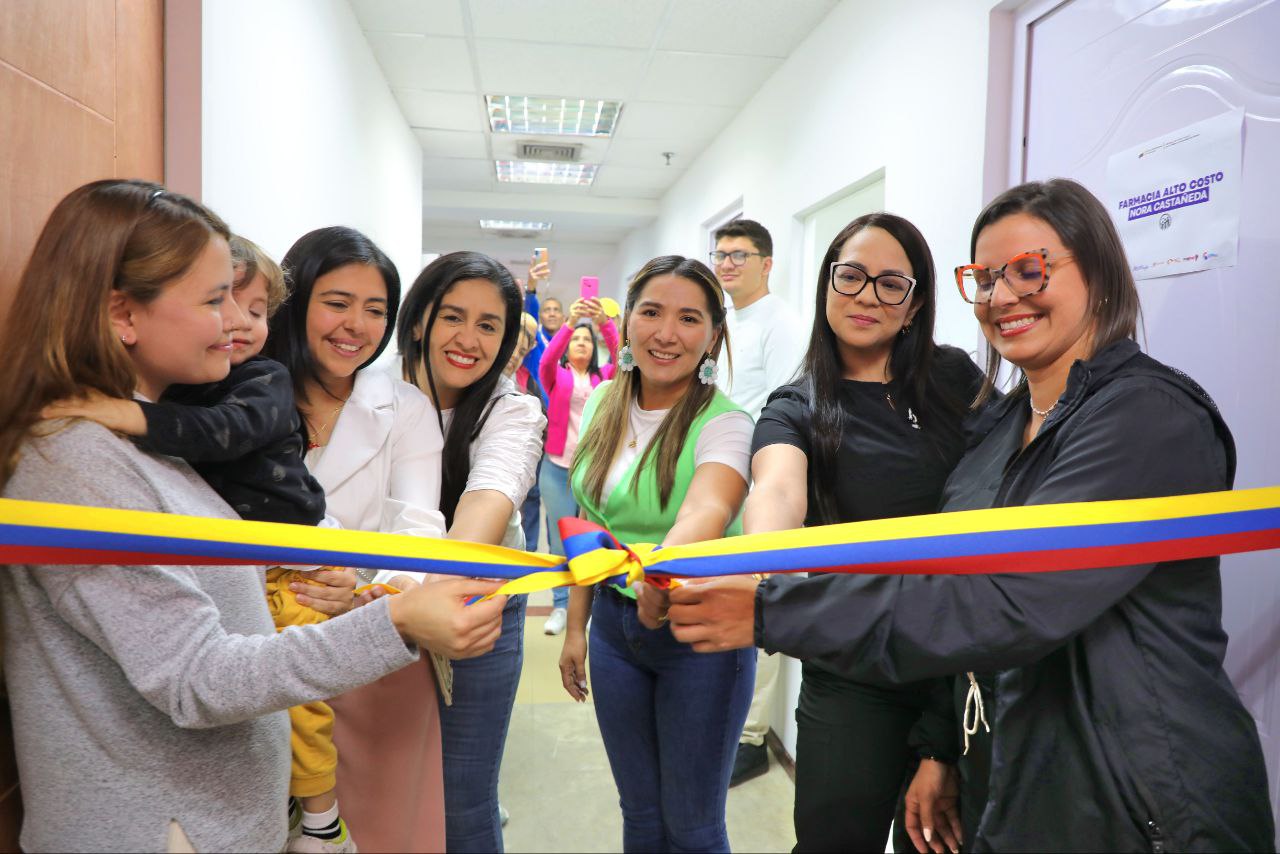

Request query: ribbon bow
[{"left": 488, "top": 518, "right": 663, "bottom": 598}]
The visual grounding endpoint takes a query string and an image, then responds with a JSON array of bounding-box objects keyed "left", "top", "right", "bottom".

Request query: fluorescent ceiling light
[
  {"left": 487, "top": 95, "right": 622, "bottom": 137},
  {"left": 479, "top": 219, "right": 553, "bottom": 231},
  {"left": 495, "top": 160, "right": 598, "bottom": 186}
]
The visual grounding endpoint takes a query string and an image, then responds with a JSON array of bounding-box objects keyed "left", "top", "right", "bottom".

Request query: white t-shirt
[
  {"left": 600, "top": 398, "right": 754, "bottom": 499},
  {"left": 718, "top": 291, "right": 806, "bottom": 419}
]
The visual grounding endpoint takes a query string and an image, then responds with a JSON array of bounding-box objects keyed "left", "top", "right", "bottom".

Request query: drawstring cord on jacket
[{"left": 963, "top": 671, "right": 990, "bottom": 755}]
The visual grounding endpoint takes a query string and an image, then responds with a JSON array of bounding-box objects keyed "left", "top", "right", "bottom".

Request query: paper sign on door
[{"left": 1105, "top": 107, "right": 1243, "bottom": 281}]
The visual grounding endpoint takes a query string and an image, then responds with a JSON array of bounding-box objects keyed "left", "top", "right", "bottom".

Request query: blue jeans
[
  {"left": 539, "top": 459, "right": 577, "bottom": 610},
  {"left": 589, "top": 586, "right": 755, "bottom": 853},
  {"left": 521, "top": 455, "right": 542, "bottom": 552},
  {"left": 438, "top": 594, "right": 526, "bottom": 853}
]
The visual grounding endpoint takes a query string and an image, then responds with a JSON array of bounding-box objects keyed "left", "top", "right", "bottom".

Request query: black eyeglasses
[
  {"left": 710, "top": 250, "right": 765, "bottom": 266},
  {"left": 828, "top": 263, "right": 916, "bottom": 305}
]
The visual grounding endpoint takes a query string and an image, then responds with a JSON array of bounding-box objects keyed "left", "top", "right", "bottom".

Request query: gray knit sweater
[{"left": 1, "top": 422, "right": 419, "bottom": 852}]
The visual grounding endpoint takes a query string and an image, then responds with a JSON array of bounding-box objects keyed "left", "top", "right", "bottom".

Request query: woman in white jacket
[{"left": 265, "top": 226, "right": 454, "bottom": 853}]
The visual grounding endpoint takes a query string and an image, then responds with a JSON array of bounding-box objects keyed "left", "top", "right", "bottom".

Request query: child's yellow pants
[{"left": 265, "top": 567, "right": 337, "bottom": 798}]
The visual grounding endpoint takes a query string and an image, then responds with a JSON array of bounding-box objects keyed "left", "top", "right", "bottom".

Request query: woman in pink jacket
[{"left": 537, "top": 298, "right": 619, "bottom": 633}]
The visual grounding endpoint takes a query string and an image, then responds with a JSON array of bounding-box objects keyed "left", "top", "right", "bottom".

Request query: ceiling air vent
[{"left": 518, "top": 141, "right": 581, "bottom": 162}]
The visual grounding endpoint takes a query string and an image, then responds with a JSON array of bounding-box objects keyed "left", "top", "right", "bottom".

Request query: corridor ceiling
[{"left": 352, "top": 0, "right": 836, "bottom": 249}]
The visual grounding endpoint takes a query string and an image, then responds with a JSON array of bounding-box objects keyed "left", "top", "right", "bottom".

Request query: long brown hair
[
  {"left": 968, "top": 178, "right": 1140, "bottom": 403},
  {"left": 572, "top": 256, "right": 731, "bottom": 510},
  {"left": 0, "top": 179, "right": 230, "bottom": 488}
]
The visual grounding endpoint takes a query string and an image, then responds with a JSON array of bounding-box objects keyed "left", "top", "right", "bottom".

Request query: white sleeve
[
  {"left": 762, "top": 308, "right": 807, "bottom": 394},
  {"left": 465, "top": 392, "right": 546, "bottom": 508},
  {"left": 692, "top": 410, "right": 754, "bottom": 486},
  {"left": 373, "top": 386, "right": 448, "bottom": 586}
]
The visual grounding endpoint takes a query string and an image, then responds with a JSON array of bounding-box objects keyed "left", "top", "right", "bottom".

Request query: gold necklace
[{"left": 305, "top": 402, "right": 347, "bottom": 450}]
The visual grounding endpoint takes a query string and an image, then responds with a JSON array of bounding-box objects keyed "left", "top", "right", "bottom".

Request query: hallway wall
[
  {"left": 611, "top": 0, "right": 995, "bottom": 353},
  {"left": 198, "top": 0, "right": 423, "bottom": 284},
  {"left": 608, "top": 0, "right": 998, "bottom": 756}
]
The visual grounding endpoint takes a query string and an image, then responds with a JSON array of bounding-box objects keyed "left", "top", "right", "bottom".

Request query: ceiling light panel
[
  {"left": 487, "top": 95, "right": 622, "bottom": 137},
  {"left": 495, "top": 160, "right": 598, "bottom": 186},
  {"left": 479, "top": 220, "right": 553, "bottom": 231}
]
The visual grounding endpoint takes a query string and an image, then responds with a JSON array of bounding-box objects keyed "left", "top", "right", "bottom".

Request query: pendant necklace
[{"left": 305, "top": 401, "right": 348, "bottom": 450}]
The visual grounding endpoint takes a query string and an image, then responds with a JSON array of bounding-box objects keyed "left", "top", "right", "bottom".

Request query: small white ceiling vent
[{"left": 518, "top": 141, "right": 581, "bottom": 162}]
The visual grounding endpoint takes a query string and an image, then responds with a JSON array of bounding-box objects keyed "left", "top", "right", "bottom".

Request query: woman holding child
[{"left": 0, "top": 179, "right": 505, "bottom": 853}]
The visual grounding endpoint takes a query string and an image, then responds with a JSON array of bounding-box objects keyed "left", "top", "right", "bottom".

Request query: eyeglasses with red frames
[{"left": 954, "top": 249, "right": 1074, "bottom": 305}]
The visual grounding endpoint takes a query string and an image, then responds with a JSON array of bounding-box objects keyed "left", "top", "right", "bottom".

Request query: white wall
[
  {"left": 612, "top": 0, "right": 994, "bottom": 355},
  {"left": 609, "top": 0, "right": 998, "bottom": 757},
  {"left": 201, "top": 0, "right": 423, "bottom": 289}
]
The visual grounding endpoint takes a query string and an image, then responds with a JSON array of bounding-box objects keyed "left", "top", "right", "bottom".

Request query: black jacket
[
  {"left": 755, "top": 340, "right": 1274, "bottom": 852},
  {"left": 135, "top": 356, "right": 326, "bottom": 526}
]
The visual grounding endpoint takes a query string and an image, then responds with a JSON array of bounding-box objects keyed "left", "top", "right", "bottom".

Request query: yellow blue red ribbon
[{"left": 1, "top": 487, "right": 1278, "bottom": 596}]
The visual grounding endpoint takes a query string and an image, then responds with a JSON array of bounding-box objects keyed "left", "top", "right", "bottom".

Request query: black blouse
[{"left": 752, "top": 346, "right": 985, "bottom": 526}]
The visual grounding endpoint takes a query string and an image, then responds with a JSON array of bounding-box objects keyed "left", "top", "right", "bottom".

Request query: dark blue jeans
[
  {"left": 521, "top": 456, "right": 542, "bottom": 552},
  {"left": 438, "top": 594, "right": 526, "bottom": 853},
  {"left": 590, "top": 586, "right": 755, "bottom": 853}
]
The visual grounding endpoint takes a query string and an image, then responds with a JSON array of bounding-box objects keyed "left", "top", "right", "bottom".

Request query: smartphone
[
  {"left": 533, "top": 247, "right": 549, "bottom": 267},
  {"left": 580, "top": 276, "right": 599, "bottom": 300}
]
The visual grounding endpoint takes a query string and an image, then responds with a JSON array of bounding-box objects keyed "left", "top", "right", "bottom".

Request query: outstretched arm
[
  {"left": 761, "top": 383, "right": 1228, "bottom": 682},
  {"left": 137, "top": 361, "right": 299, "bottom": 462}
]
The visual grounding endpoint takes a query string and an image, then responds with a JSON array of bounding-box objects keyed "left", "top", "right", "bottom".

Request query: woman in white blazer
[{"left": 265, "top": 226, "right": 451, "bottom": 853}]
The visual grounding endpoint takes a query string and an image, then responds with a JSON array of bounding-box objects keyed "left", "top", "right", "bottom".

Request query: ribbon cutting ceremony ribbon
[{"left": 1, "top": 488, "right": 1278, "bottom": 597}]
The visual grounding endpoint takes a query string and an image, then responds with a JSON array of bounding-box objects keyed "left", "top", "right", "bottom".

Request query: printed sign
[{"left": 1105, "top": 108, "right": 1243, "bottom": 280}]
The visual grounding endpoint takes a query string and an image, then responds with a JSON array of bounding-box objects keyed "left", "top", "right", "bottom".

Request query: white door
[{"left": 1014, "top": 0, "right": 1280, "bottom": 834}]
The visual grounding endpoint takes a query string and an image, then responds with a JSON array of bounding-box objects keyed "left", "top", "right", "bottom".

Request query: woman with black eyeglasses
[
  {"left": 652, "top": 213, "right": 984, "bottom": 852},
  {"left": 664, "top": 181, "right": 1274, "bottom": 853}
]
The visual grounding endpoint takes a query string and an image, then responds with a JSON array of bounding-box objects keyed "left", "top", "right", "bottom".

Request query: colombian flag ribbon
[{"left": 1, "top": 488, "right": 1278, "bottom": 595}]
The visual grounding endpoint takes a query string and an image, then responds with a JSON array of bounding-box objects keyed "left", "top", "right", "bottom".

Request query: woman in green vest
[{"left": 557, "top": 255, "right": 755, "bottom": 853}]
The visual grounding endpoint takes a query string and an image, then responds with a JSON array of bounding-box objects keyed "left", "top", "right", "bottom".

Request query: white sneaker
[
  {"left": 499, "top": 803, "right": 510, "bottom": 827},
  {"left": 288, "top": 820, "right": 357, "bottom": 854},
  {"left": 544, "top": 607, "right": 567, "bottom": 635}
]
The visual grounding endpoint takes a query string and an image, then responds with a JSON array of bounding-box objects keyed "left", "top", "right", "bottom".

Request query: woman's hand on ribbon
[
  {"left": 667, "top": 576, "right": 760, "bottom": 652},
  {"left": 904, "top": 758, "right": 962, "bottom": 854},
  {"left": 291, "top": 568, "right": 358, "bottom": 616},
  {"left": 387, "top": 578, "right": 506, "bottom": 659},
  {"left": 354, "top": 574, "right": 421, "bottom": 607},
  {"left": 559, "top": 629, "right": 589, "bottom": 702},
  {"left": 634, "top": 580, "right": 671, "bottom": 629}
]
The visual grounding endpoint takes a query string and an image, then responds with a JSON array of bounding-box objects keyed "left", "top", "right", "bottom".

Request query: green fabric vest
[{"left": 571, "top": 382, "right": 746, "bottom": 597}]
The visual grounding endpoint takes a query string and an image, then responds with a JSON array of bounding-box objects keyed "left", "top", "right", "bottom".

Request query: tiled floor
[{"left": 498, "top": 589, "right": 797, "bottom": 853}]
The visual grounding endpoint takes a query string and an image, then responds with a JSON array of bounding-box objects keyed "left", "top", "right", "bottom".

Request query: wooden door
[{"left": 0, "top": 1, "right": 164, "bottom": 848}]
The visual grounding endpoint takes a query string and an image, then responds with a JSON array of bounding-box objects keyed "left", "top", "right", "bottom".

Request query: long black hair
[
  {"left": 397, "top": 251, "right": 523, "bottom": 527},
  {"left": 266, "top": 226, "right": 401, "bottom": 403},
  {"left": 801, "top": 212, "right": 967, "bottom": 525},
  {"left": 560, "top": 318, "right": 602, "bottom": 378}
]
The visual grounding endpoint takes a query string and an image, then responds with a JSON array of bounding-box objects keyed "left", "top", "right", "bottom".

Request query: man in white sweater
[{"left": 711, "top": 219, "right": 805, "bottom": 785}]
